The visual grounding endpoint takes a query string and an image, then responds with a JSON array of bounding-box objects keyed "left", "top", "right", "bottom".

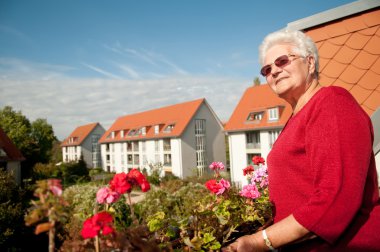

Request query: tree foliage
[{"left": 0, "top": 106, "right": 58, "bottom": 177}]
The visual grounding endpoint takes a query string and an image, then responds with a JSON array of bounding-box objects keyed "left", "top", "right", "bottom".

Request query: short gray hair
[{"left": 259, "top": 30, "right": 319, "bottom": 78}]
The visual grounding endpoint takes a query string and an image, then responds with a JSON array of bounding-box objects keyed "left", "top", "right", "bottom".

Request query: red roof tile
[
  {"left": 0, "top": 127, "right": 25, "bottom": 161},
  {"left": 99, "top": 98, "right": 206, "bottom": 143},
  {"left": 61, "top": 122, "right": 100, "bottom": 147},
  {"left": 304, "top": 6, "right": 380, "bottom": 116},
  {"left": 224, "top": 84, "right": 292, "bottom": 132}
]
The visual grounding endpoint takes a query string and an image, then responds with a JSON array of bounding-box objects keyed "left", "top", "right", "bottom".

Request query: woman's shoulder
[{"left": 318, "top": 85, "right": 353, "bottom": 98}]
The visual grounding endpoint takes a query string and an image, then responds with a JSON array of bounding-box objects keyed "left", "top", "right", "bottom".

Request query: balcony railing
[{"left": 246, "top": 143, "right": 261, "bottom": 149}]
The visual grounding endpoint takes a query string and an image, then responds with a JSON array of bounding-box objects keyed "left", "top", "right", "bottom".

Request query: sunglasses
[{"left": 260, "top": 54, "right": 301, "bottom": 77}]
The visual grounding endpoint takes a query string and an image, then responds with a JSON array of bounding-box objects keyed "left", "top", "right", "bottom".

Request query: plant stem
[
  {"left": 48, "top": 221, "right": 55, "bottom": 252},
  {"left": 127, "top": 193, "right": 135, "bottom": 221},
  {"left": 95, "top": 235, "right": 100, "bottom": 252}
]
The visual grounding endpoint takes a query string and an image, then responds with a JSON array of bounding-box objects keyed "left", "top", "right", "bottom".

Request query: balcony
[{"left": 246, "top": 143, "right": 261, "bottom": 149}]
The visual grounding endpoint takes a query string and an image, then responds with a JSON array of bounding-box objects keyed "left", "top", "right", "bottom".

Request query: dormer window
[
  {"left": 128, "top": 129, "right": 137, "bottom": 136},
  {"left": 268, "top": 107, "right": 279, "bottom": 121},
  {"left": 120, "top": 130, "right": 124, "bottom": 138},
  {"left": 141, "top": 127, "right": 146, "bottom": 135},
  {"left": 111, "top": 132, "right": 115, "bottom": 139},
  {"left": 164, "top": 124, "right": 175, "bottom": 133},
  {"left": 247, "top": 112, "right": 263, "bottom": 121}
]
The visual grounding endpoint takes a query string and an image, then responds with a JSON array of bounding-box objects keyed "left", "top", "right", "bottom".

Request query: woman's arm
[{"left": 225, "top": 214, "right": 314, "bottom": 252}]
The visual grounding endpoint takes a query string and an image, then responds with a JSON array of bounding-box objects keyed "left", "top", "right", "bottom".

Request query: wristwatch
[{"left": 262, "top": 229, "right": 277, "bottom": 251}]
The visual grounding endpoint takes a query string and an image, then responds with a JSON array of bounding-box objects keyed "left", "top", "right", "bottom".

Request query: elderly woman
[{"left": 225, "top": 30, "right": 380, "bottom": 251}]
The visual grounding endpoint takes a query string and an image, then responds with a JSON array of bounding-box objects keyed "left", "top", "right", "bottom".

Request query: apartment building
[
  {"left": 224, "top": 84, "right": 292, "bottom": 187},
  {"left": 61, "top": 122, "right": 105, "bottom": 168},
  {"left": 98, "top": 98, "right": 226, "bottom": 178}
]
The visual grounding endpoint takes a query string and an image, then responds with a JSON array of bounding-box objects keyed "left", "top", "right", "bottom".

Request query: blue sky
[{"left": 0, "top": 0, "right": 356, "bottom": 140}]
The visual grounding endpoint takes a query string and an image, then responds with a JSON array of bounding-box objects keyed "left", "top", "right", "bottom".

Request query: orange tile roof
[
  {"left": 0, "top": 127, "right": 25, "bottom": 161},
  {"left": 99, "top": 98, "right": 205, "bottom": 143},
  {"left": 224, "top": 84, "right": 292, "bottom": 132},
  {"left": 304, "top": 7, "right": 380, "bottom": 116},
  {"left": 61, "top": 122, "right": 100, "bottom": 147}
]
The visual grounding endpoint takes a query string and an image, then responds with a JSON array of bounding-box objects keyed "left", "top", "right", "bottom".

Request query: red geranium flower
[
  {"left": 127, "top": 168, "right": 146, "bottom": 185},
  {"left": 81, "top": 212, "right": 115, "bottom": 239},
  {"left": 243, "top": 165, "right": 255, "bottom": 176},
  {"left": 205, "top": 179, "right": 223, "bottom": 194},
  {"left": 127, "top": 168, "right": 151, "bottom": 192},
  {"left": 109, "top": 172, "right": 131, "bottom": 194},
  {"left": 252, "top": 156, "right": 265, "bottom": 165}
]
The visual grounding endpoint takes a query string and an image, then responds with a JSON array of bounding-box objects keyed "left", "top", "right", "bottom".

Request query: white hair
[{"left": 259, "top": 30, "right": 319, "bottom": 78}]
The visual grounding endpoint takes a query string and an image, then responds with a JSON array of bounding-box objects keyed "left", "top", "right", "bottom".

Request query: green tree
[
  {"left": 31, "top": 119, "right": 57, "bottom": 163},
  {"left": 0, "top": 106, "right": 58, "bottom": 179},
  {"left": 253, "top": 77, "right": 261, "bottom": 86}
]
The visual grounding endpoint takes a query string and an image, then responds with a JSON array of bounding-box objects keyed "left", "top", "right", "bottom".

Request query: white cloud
[
  {"left": 0, "top": 58, "right": 250, "bottom": 140},
  {"left": 81, "top": 62, "right": 121, "bottom": 79}
]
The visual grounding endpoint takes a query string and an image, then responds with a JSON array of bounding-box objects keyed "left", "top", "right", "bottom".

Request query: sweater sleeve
[{"left": 292, "top": 88, "right": 373, "bottom": 244}]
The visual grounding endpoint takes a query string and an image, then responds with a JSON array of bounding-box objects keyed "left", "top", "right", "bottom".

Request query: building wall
[{"left": 228, "top": 128, "right": 282, "bottom": 187}]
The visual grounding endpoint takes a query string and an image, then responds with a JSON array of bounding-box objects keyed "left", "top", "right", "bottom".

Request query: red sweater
[{"left": 267, "top": 86, "right": 380, "bottom": 251}]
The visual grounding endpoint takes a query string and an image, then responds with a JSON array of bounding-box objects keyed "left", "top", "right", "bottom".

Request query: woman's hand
[{"left": 222, "top": 233, "right": 266, "bottom": 252}]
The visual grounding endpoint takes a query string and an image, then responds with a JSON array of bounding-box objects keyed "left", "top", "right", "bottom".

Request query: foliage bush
[
  {"left": 33, "top": 162, "right": 60, "bottom": 180},
  {"left": 59, "top": 159, "right": 90, "bottom": 185},
  {"left": 0, "top": 170, "right": 33, "bottom": 250}
]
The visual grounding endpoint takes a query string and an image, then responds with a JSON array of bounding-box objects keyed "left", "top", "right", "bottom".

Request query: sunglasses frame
[{"left": 260, "top": 54, "right": 299, "bottom": 77}]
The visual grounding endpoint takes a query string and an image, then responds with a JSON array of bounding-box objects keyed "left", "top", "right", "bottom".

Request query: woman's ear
[{"left": 307, "top": 55, "right": 316, "bottom": 73}]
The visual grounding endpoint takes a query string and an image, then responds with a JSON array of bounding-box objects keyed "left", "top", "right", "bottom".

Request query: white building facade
[
  {"left": 225, "top": 84, "right": 292, "bottom": 187},
  {"left": 61, "top": 123, "right": 105, "bottom": 168}
]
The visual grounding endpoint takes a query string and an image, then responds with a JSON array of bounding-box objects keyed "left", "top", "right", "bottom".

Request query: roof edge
[{"left": 286, "top": 0, "right": 380, "bottom": 31}]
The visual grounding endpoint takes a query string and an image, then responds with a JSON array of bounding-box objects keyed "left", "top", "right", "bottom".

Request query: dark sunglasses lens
[
  {"left": 275, "top": 55, "right": 290, "bottom": 67},
  {"left": 261, "top": 65, "right": 271, "bottom": 77}
]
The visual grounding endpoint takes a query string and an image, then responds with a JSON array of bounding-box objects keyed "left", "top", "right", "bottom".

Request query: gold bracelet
[{"left": 262, "top": 229, "right": 277, "bottom": 251}]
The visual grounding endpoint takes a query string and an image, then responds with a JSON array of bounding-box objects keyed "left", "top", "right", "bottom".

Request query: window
[
  {"left": 246, "top": 132, "right": 260, "bottom": 149},
  {"left": 195, "top": 119, "right": 207, "bottom": 174},
  {"left": 164, "top": 154, "right": 172, "bottom": 166},
  {"left": 133, "top": 154, "right": 140, "bottom": 165},
  {"left": 120, "top": 130, "right": 124, "bottom": 138},
  {"left": 155, "top": 140, "right": 160, "bottom": 152},
  {"left": 132, "top": 141, "right": 139, "bottom": 151},
  {"left": 127, "top": 142, "right": 132, "bottom": 151},
  {"left": 141, "top": 141, "right": 146, "bottom": 152},
  {"left": 164, "top": 124, "right": 175, "bottom": 133},
  {"left": 247, "top": 153, "right": 261, "bottom": 165},
  {"left": 141, "top": 127, "right": 146, "bottom": 135},
  {"left": 268, "top": 107, "right": 279, "bottom": 121},
  {"left": 127, "top": 154, "right": 133, "bottom": 165},
  {"left": 128, "top": 129, "right": 137, "bottom": 136},
  {"left": 163, "top": 139, "right": 171, "bottom": 151},
  {"left": 247, "top": 112, "right": 263, "bottom": 121},
  {"left": 269, "top": 130, "right": 281, "bottom": 147}
]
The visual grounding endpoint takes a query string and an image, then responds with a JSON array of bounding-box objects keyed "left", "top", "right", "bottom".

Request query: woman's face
[{"left": 264, "top": 44, "right": 311, "bottom": 101}]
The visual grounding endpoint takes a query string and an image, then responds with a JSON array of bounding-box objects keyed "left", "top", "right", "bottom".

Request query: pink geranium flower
[
  {"left": 216, "top": 178, "right": 231, "bottom": 195},
  {"left": 81, "top": 212, "right": 115, "bottom": 239},
  {"left": 96, "top": 187, "right": 120, "bottom": 204},
  {"left": 48, "top": 179, "right": 63, "bottom": 196},
  {"left": 240, "top": 184, "right": 261, "bottom": 199},
  {"left": 209, "top": 161, "right": 225, "bottom": 171}
]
